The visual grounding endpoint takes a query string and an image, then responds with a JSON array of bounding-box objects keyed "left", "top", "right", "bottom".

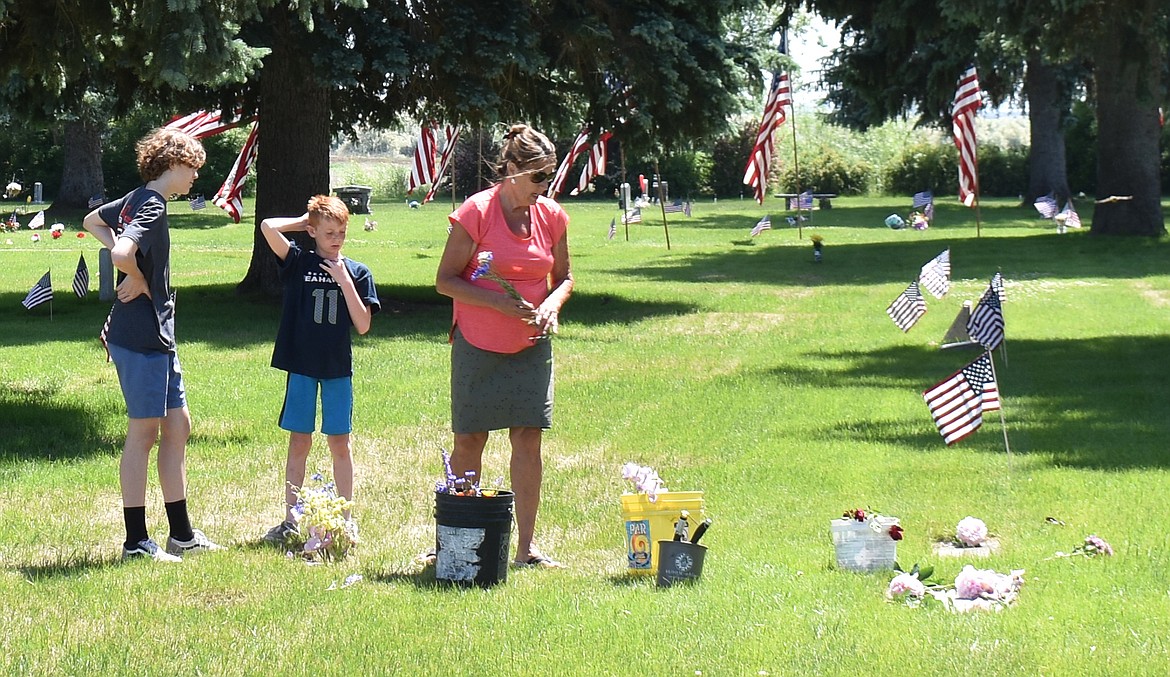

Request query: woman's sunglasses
[{"left": 525, "top": 170, "right": 553, "bottom": 184}]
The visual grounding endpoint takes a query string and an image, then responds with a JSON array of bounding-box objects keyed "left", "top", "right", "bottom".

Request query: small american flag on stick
[
  {"left": 919, "top": 249, "right": 951, "bottom": 299},
  {"left": 923, "top": 351, "right": 1001, "bottom": 445},
  {"left": 886, "top": 281, "right": 927, "bottom": 332}
]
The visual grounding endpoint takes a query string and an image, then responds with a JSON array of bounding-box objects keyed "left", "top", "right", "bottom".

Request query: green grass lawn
[{"left": 2, "top": 195, "right": 1169, "bottom": 675}]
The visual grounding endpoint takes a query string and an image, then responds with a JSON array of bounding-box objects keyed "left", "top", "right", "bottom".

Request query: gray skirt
[{"left": 451, "top": 327, "right": 554, "bottom": 433}]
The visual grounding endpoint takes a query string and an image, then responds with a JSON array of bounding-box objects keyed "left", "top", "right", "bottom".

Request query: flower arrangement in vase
[{"left": 830, "top": 508, "right": 902, "bottom": 573}]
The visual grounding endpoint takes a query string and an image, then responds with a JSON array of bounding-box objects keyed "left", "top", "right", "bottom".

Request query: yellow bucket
[{"left": 621, "top": 491, "right": 705, "bottom": 574}]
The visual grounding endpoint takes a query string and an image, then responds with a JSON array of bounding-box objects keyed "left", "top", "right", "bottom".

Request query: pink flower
[
  {"left": 1085, "top": 535, "right": 1113, "bottom": 556},
  {"left": 956, "top": 516, "right": 988, "bottom": 547},
  {"left": 887, "top": 573, "right": 925, "bottom": 599},
  {"left": 954, "top": 565, "right": 1024, "bottom": 600}
]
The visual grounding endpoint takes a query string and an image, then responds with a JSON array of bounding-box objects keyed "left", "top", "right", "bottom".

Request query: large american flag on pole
[
  {"left": 923, "top": 351, "right": 1001, "bottom": 445},
  {"left": 571, "top": 131, "right": 612, "bottom": 196},
  {"left": 424, "top": 125, "right": 461, "bottom": 204},
  {"left": 742, "top": 70, "right": 792, "bottom": 205},
  {"left": 919, "top": 249, "right": 951, "bottom": 299},
  {"left": 212, "top": 122, "right": 259, "bottom": 223},
  {"left": 165, "top": 110, "right": 255, "bottom": 139},
  {"left": 886, "top": 281, "right": 927, "bottom": 332},
  {"left": 547, "top": 127, "right": 591, "bottom": 200},
  {"left": 967, "top": 273, "right": 1005, "bottom": 351},
  {"left": 407, "top": 125, "right": 437, "bottom": 195},
  {"left": 952, "top": 65, "right": 982, "bottom": 208}
]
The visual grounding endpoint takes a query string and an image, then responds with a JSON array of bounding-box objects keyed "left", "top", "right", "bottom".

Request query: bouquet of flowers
[
  {"left": 286, "top": 473, "right": 358, "bottom": 562},
  {"left": 621, "top": 462, "right": 668, "bottom": 503},
  {"left": 471, "top": 251, "right": 523, "bottom": 302},
  {"left": 1052, "top": 534, "right": 1114, "bottom": 559},
  {"left": 955, "top": 516, "right": 989, "bottom": 547},
  {"left": 841, "top": 508, "right": 904, "bottom": 540},
  {"left": 434, "top": 449, "right": 502, "bottom": 497},
  {"left": 888, "top": 564, "right": 1025, "bottom": 612}
]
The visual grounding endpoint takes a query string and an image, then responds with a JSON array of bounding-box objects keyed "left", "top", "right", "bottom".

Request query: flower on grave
[
  {"left": 887, "top": 572, "right": 926, "bottom": 599},
  {"left": 1054, "top": 534, "right": 1114, "bottom": 559},
  {"left": 954, "top": 565, "right": 1024, "bottom": 601},
  {"left": 955, "top": 516, "right": 989, "bottom": 547},
  {"left": 5, "top": 181, "right": 20, "bottom": 198},
  {"left": 434, "top": 449, "right": 501, "bottom": 497},
  {"left": 840, "top": 508, "right": 903, "bottom": 539},
  {"left": 285, "top": 472, "right": 357, "bottom": 562},
  {"left": 50, "top": 223, "right": 65, "bottom": 239},
  {"left": 77, "top": 232, "right": 86, "bottom": 238},
  {"left": 622, "top": 462, "right": 668, "bottom": 503}
]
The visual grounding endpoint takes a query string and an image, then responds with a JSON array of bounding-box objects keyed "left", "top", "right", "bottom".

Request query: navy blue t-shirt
[
  {"left": 97, "top": 187, "right": 175, "bottom": 354},
  {"left": 271, "top": 243, "right": 380, "bottom": 379}
]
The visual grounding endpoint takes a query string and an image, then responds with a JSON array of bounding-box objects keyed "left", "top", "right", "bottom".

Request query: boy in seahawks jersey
[{"left": 259, "top": 195, "right": 380, "bottom": 545}]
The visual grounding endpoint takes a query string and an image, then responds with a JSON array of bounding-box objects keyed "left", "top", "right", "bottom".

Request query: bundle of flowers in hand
[
  {"left": 285, "top": 473, "right": 358, "bottom": 563},
  {"left": 472, "top": 251, "right": 550, "bottom": 340},
  {"left": 831, "top": 508, "right": 903, "bottom": 573},
  {"left": 1052, "top": 534, "right": 1114, "bottom": 559}
]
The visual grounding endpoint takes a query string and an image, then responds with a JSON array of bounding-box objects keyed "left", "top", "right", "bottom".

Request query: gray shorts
[
  {"left": 107, "top": 343, "right": 187, "bottom": 419},
  {"left": 451, "top": 327, "right": 553, "bottom": 433}
]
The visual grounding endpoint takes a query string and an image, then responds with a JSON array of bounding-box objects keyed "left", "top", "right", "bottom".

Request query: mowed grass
[{"left": 1, "top": 195, "right": 1169, "bottom": 675}]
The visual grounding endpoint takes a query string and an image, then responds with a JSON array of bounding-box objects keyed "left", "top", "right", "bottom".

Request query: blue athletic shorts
[
  {"left": 279, "top": 372, "right": 353, "bottom": 435},
  {"left": 107, "top": 343, "right": 187, "bottom": 419}
]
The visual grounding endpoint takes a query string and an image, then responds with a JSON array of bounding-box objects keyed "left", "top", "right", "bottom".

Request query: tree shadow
[
  {"left": 0, "top": 383, "right": 118, "bottom": 462},
  {"left": 615, "top": 233, "right": 1170, "bottom": 288},
  {"left": 751, "top": 336, "right": 1170, "bottom": 470}
]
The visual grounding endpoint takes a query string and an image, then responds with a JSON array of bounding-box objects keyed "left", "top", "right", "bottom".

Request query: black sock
[
  {"left": 165, "top": 500, "right": 194, "bottom": 542},
  {"left": 123, "top": 506, "right": 148, "bottom": 549}
]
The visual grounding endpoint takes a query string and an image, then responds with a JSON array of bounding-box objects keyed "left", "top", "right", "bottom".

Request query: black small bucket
[
  {"left": 434, "top": 490, "right": 514, "bottom": 587},
  {"left": 656, "top": 540, "right": 707, "bottom": 587}
]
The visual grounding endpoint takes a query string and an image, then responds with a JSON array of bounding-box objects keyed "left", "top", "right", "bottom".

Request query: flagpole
[
  {"left": 654, "top": 158, "right": 671, "bottom": 250},
  {"left": 789, "top": 96, "right": 803, "bottom": 240},
  {"left": 986, "top": 350, "right": 1011, "bottom": 457}
]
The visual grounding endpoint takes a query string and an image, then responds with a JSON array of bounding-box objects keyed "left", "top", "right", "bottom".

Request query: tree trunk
[
  {"left": 1023, "top": 53, "right": 1070, "bottom": 205},
  {"left": 1090, "top": 4, "right": 1165, "bottom": 236},
  {"left": 55, "top": 118, "right": 105, "bottom": 210},
  {"left": 236, "top": 13, "right": 332, "bottom": 297}
]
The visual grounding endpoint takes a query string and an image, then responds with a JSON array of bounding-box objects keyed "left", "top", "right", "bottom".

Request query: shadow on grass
[
  {"left": 0, "top": 283, "right": 699, "bottom": 350},
  {"left": 0, "top": 383, "right": 118, "bottom": 463},
  {"left": 753, "top": 335, "right": 1170, "bottom": 470},
  {"left": 616, "top": 233, "right": 1170, "bottom": 288},
  {"left": 15, "top": 551, "right": 120, "bottom": 580}
]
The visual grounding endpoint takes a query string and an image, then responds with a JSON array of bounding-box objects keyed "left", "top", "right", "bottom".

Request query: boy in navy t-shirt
[
  {"left": 259, "top": 195, "right": 380, "bottom": 545},
  {"left": 82, "top": 128, "right": 222, "bottom": 562}
]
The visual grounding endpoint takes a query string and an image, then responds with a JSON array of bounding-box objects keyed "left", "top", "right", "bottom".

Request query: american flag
[
  {"left": 27, "top": 210, "right": 45, "bottom": 229},
  {"left": 886, "top": 281, "right": 927, "bottom": 332},
  {"left": 88, "top": 194, "right": 105, "bottom": 209},
  {"left": 189, "top": 194, "right": 207, "bottom": 210},
  {"left": 743, "top": 70, "right": 792, "bottom": 205},
  {"left": 407, "top": 125, "right": 437, "bottom": 195},
  {"left": 662, "top": 200, "right": 687, "bottom": 214},
  {"left": 952, "top": 65, "right": 982, "bottom": 208},
  {"left": 22, "top": 270, "right": 52, "bottom": 309},
  {"left": 967, "top": 275, "right": 1005, "bottom": 351},
  {"left": 571, "top": 131, "right": 612, "bottom": 196},
  {"left": 622, "top": 208, "right": 642, "bottom": 225},
  {"left": 424, "top": 125, "right": 461, "bottom": 204},
  {"left": 919, "top": 249, "right": 951, "bottom": 299},
  {"left": 1033, "top": 193, "right": 1059, "bottom": 219},
  {"left": 212, "top": 122, "right": 259, "bottom": 223},
  {"left": 990, "top": 271, "right": 1005, "bottom": 302},
  {"left": 913, "top": 191, "right": 933, "bottom": 209},
  {"left": 750, "top": 215, "right": 771, "bottom": 237},
  {"left": 73, "top": 254, "right": 90, "bottom": 297},
  {"left": 923, "top": 351, "right": 1001, "bottom": 445},
  {"left": 607, "top": 217, "right": 616, "bottom": 240},
  {"left": 99, "top": 309, "right": 112, "bottom": 361},
  {"left": 165, "top": 109, "right": 254, "bottom": 139},
  {"left": 787, "top": 191, "right": 813, "bottom": 211},
  {"left": 1058, "top": 201, "right": 1082, "bottom": 228},
  {"left": 547, "top": 127, "right": 591, "bottom": 199}
]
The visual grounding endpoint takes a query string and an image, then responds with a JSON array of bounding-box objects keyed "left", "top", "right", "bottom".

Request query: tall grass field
[{"left": 2, "top": 195, "right": 1169, "bottom": 675}]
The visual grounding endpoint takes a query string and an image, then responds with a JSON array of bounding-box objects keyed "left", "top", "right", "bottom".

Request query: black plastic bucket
[
  {"left": 434, "top": 490, "right": 514, "bottom": 587},
  {"left": 656, "top": 540, "right": 707, "bottom": 587}
]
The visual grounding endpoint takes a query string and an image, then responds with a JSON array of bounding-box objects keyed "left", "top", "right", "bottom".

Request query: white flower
[
  {"left": 956, "top": 516, "right": 988, "bottom": 547},
  {"left": 887, "top": 573, "right": 926, "bottom": 599}
]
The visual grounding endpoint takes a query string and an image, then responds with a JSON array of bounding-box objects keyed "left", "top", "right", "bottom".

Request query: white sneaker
[
  {"left": 122, "top": 538, "right": 182, "bottom": 563},
  {"left": 165, "top": 528, "right": 223, "bottom": 556}
]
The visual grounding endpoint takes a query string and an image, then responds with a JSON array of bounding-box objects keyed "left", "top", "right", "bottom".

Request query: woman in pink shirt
[{"left": 435, "top": 124, "right": 574, "bottom": 568}]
